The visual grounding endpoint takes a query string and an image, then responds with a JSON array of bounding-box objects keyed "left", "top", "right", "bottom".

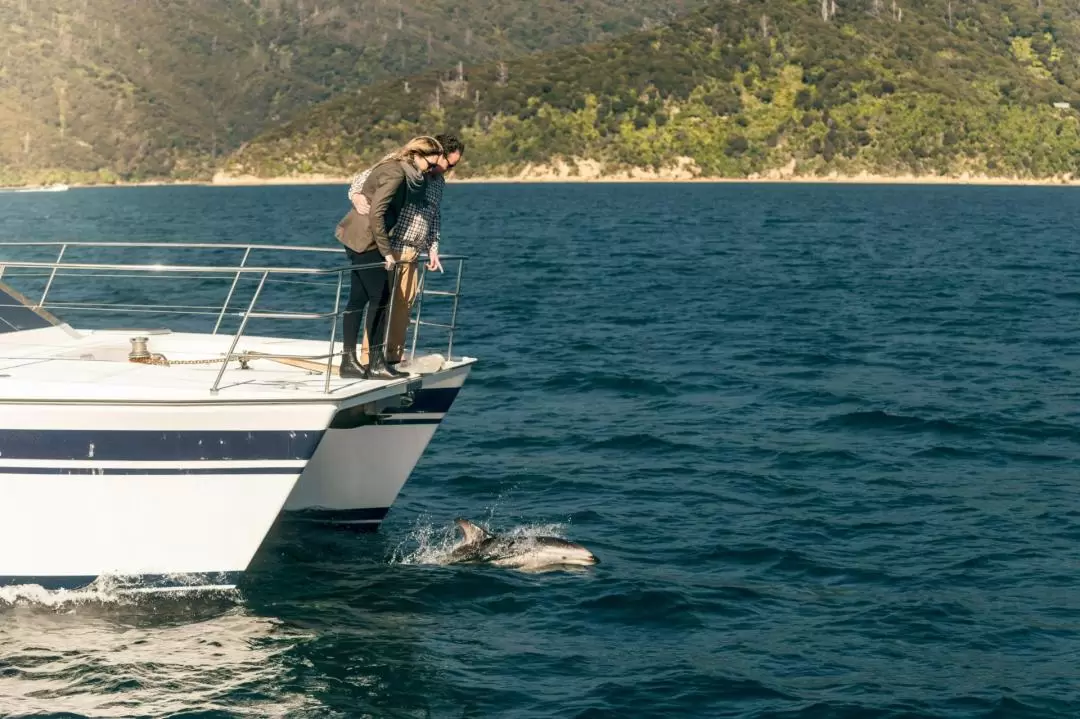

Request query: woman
[{"left": 334, "top": 136, "right": 446, "bottom": 379}]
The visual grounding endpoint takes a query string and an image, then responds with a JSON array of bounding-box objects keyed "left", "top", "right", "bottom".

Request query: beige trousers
[{"left": 360, "top": 246, "right": 420, "bottom": 364}]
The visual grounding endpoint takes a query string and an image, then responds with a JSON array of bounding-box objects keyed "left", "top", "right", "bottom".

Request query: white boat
[{"left": 0, "top": 242, "right": 473, "bottom": 591}]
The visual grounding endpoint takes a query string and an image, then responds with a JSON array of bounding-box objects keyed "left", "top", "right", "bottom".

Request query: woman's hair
[{"left": 380, "top": 136, "right": 444, "bottom": 165}]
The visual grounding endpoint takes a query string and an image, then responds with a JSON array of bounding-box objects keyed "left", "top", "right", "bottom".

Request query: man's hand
[
  {"left": 351, "top": 194, "right": 370, "bottom": 216},
  {"left": 426, "top": 248, "right": 444, "bottom": 273},
  {"left": 384, "top": 254, "right": 396, "bottom": 271}
]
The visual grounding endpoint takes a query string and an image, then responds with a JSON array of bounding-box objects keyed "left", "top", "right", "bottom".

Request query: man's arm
[
  {"left": 427, "top": 176, "right": 443, "bottom": 254},
  {"left": 348, "top": 169, "right": 372, "bottom": 215},
  {"left": 426, "top": 176, "right": 444, "bottom": 271}
]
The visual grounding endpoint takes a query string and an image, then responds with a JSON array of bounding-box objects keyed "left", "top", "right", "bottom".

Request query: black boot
[
  {"left": 366, "top": 351, "right": 408, "bottom": 380},
  {"left": 339, "top": 348, "right": 366, "bottom": 378}
]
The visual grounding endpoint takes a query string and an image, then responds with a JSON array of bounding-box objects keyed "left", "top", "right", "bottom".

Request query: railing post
[
  {"left": 446, "top": 259, "right": 464, "bottom": 362},
  {"left": 323, "top": 270, "right": 344, "bottom": 394},
  {"left": 381, "top": 258, "right": 399, "bottom": 361},
  {"left": 409, "top": 264, "right": 428, "bottom": 363},
  {"left": 211, "top": 270, "right": 268, "bottom": 395},
  {"left": 212, "top": 246, "right": 251, "bottom": 335},
  {"left": 37, "top": 244, "right": 67, "bottom": 308}
]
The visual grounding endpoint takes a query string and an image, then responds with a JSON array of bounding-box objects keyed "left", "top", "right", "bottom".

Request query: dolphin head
[{"left": 529, "top": 537, "right": 600, "bottom": 568}]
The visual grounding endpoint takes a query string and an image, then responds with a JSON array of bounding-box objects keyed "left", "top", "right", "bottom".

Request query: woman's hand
[{"left": 384, "top": 254, "right": 396, "bottom": 271}]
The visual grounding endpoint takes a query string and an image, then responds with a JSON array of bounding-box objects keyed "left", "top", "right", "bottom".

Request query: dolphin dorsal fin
[{"left": 455, "top": 518, "right": 493, "bottom": 544}]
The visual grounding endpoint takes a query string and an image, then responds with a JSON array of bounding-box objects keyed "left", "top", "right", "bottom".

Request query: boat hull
[
  {"left": 0, "top": 402, "right": 334, "bottom": 591},
  {"left": 283, "top": 363, "right": 471, "bottom": 528}
]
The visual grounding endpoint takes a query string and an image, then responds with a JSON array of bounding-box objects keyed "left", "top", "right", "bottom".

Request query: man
[{"left": 348, "top": 133, "right": 464, "bottom": 366}]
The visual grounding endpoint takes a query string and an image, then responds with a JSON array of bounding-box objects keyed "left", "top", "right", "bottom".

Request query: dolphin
[{"left": 447, "top": 519, "right": 599, "bottom": 572}]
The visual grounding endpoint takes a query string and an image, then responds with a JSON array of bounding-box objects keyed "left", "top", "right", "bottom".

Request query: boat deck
[
  {"left": 0, "top": 240, "right": 471, "bottom": 403},
  {"left": 0, "top": 327, "right": 469, "bottom": 403}
]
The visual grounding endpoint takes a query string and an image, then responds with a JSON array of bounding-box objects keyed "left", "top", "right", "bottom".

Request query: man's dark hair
[{"left": 436, "top": 134, "right": 465, "bottom": 155}]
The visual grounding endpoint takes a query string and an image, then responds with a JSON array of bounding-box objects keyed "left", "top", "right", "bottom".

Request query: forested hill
[
  {"left": 225, "top": 0, "right": 1080, "bottom": 181},
  {"left": 0, "top": 0, "right": 695, "bottom": 185}
]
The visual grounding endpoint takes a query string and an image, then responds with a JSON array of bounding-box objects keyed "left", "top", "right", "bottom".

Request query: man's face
[{"left": 433, "top": 151, "right": 462, "bottom": 175}]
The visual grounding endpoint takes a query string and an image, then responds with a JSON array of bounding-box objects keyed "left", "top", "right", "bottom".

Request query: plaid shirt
[{"left": 348, "top": 168, "right": 442, "bottom": 254}]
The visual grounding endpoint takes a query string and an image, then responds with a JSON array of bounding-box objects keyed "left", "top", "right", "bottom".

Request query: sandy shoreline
[{"left": 202, "top": 159, "right": 1080, "bottom": 186}]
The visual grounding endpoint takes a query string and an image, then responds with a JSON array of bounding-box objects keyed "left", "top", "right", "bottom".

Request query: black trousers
[{"left": 342, "top": 248, "right": 390, "bottom": 357}]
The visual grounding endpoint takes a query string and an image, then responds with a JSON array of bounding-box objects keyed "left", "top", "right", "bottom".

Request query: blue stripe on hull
[
  {"left": 282, "top": 520, "right": 382, "bottom": 533},
  {"left": 286, "top": 506, "right": 390, "bottom": 522},
  {"left": 302, "top": 522, "right": 381, "bottom": 533},
  {"left": 0, "top": 430, "right": 324, "bottom": 462},
  {"left": 330, "top": 386, "right": 461, "bottom": 429},
  {"left": 403, "top": 387, "right": 462, "bottom": 414},
  {"left": 0, "top": 466, "right": 302, "bottom": 475},
  {"left": 375, "top": 417, "right": 445, "bottom": 426},
  {"left": 0, "top": 572, "right": 243, "bottom": 592}
]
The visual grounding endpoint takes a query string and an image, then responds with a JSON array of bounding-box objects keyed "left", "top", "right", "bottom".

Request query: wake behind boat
[{"left": 0, "top": 241, "right": 473, "bottom": 592}]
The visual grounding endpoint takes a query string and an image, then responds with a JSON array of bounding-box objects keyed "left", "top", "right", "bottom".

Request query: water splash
[
  {"left": 504, "top": 522, "right": 568, "bottom": 538},
  {"left": 0, "top": 575, "right": 239, "bottom": 608},
  {"left": 390, "top": 517, "right": 569, "bottom": 566},
  {"left": 388, "top": 515, "right": 460, "bottom": 566}
]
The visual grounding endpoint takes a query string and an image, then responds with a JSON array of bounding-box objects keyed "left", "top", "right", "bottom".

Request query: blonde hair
[{"left": 377, "top": 136, "right": 444, "bottom": 167}]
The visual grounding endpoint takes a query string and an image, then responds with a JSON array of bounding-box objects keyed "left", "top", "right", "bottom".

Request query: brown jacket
[{"left": 335, "top": 160, "right": 416, "bottom": 256}]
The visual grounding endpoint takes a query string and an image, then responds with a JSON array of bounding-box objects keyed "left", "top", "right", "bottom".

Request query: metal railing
[{"left": 0, "top": 241, "right": 465, "bottom": 394}]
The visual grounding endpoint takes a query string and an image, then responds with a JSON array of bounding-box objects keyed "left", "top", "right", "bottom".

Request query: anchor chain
[
  {"left": 129, "top": 352, "right": 254, "bottom": 369},
  {"left": 127, "top": 336, "right": 341, "bottom": 370},
  {"left": 129, "top": 350, "right": 341, "bottom": 369}
]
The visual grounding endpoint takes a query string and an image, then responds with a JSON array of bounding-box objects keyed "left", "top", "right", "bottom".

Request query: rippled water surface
[{"left": 1, "top": 183, "right": 1079, "bottom": 717}]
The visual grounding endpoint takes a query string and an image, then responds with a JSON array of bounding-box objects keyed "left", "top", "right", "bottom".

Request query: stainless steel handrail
[
  {"left": 0, "top": 260, "right": 371, "bottom": 276},
  {"left": 0, "top": 241, "right": 467, "bottom": 395},
  {"left": 212, "top": 270, "right": 269, "bottom": 393},
  {"left": 214, "top": 246, "right": 252, "bottom": 335},
  {"left": 0, "top": 241, "right": 341, "bottom": 253},
  {"left": 407, "top": 258, "right": 465, "bottom": 365}
]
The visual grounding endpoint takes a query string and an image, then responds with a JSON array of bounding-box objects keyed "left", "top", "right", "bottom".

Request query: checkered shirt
[{"left": 348, "top": 168, "right": 442, "bottom": 254}]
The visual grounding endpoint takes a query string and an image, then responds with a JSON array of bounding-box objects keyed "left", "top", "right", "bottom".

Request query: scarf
[{"left": 401, "top": 159, "right": 427, "bottom": 196}]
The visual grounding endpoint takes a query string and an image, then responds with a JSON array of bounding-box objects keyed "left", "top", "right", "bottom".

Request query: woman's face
[{"left": 425, "top": 153, "right": 449, "bottom": 173}]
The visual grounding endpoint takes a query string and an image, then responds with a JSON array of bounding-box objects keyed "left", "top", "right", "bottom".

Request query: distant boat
[{"left": 0, "top": 183, "right": 70, "bottom": 193}]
